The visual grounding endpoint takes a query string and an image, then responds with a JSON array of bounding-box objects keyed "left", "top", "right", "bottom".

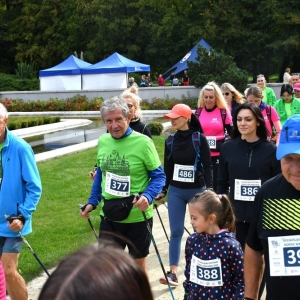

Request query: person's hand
[
  {"left": 79, "top": 204, "right": 94, "bottom": 220},
  {"left": 7, "top": 215, "right": 24, "bottom": 232},
  {"left": 155, "top": 192, "right": 166, "bottom": 204},
  {"left": 89, "top": 167, "right": 97, "bottom": 180},
  {"left": 132, "top": 195, "right": 149, "bottom": 212}
]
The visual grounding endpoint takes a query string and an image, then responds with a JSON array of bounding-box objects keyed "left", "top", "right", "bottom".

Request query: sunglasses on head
[
  {"left": 222, "top": 92, "right": 230, "bottom": 96},
  {"left": 127, "top": 104, "right": 133, "bottom": 108}
]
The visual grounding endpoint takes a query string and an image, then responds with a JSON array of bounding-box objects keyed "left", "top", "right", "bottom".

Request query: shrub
[
  {"left": 140, "top": 99, "right": 151, "bottom": 110},
  {"left": 0, "top": 73, "right": 39, "bottom": 91},
  {"left": 147, "top": 122, "right": 164, "bottom": 136},
  {"left": 188, "top": 46, "right": 249, "bottom": 92},
  {"left": 15, "top": 61, "right": 38, "bottom": 79}
]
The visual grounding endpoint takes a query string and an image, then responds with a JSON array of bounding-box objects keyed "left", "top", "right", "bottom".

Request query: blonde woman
[
  {"left": 121, "top": 86, "right": 152, "bottom": 138},
  {"left": 221, "top": 82, "right": 244, "bottom": 117},
  {"left": 195, "top": 81, "right": 233, "bottom": 190}
]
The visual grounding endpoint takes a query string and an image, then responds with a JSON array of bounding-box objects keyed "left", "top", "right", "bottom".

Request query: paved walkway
[
  {"left": 8, "top": 118, "right": 266, "bottom": 300},
  {"left": 7, "top": 205, "right": 191, "bottom": 300}
]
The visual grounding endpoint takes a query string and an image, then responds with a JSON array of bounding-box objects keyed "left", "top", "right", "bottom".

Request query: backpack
[
  {"left": 265, "top": 105, "right": 276, "bottom": 140},
  {"left": 172, "top": 78, "right": 179, "bottom": 86},
  {"left": 194, "top": 107, "right": 227, "bottom": 131},
  {"left": 166, "top": 132, "right": 201, "bottom": 172}
]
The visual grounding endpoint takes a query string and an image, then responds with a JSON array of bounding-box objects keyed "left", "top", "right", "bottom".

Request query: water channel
[
  {"left": 24, "top": 117, "right": 159, "bottom": 155},
  {"left": 24, "top": 118, "right": 105, "bottom": 154}
]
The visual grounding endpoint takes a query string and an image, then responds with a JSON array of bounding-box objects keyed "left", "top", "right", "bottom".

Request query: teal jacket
[
  {"left": 0, "top": 129, "right": 42, "bottom": 237},
  {"left": 274, "top": 97, "right": 300, "bottom": 125}
]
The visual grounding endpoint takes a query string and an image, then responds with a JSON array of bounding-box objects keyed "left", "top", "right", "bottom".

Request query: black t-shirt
[
  {"left": 247, "top": 174, "right": 300, "bottom": 300},
  {"left": 182, "top": 74, "right": 189, "bottom": 82}
]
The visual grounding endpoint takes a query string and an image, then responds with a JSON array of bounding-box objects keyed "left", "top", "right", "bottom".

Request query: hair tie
[{"left": 218, "top": 194, "right": 222, "bottom": 200}]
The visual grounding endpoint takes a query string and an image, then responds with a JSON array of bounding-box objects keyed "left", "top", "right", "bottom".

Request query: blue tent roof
[
  {"left": 163, "top": 39, "right": 211, "bottom": 78},
  {"left": 39, "top": 55, "right": 92, "bottom": 77},
  {"left": 81, "top": 52, "right": 150, "bottom": 74}
]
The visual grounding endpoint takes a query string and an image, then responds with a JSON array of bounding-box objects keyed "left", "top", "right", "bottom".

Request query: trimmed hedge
[{"left": 8, "top": 116, "right": 61, "bottom": 130}]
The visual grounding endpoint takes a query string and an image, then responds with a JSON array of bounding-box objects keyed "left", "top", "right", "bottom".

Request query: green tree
[
  {"left": 6, "top": 0, "right": 86, "bottom": 69},
  {"left": 188, "top": 46, "right": 249, "bottom": 92}
]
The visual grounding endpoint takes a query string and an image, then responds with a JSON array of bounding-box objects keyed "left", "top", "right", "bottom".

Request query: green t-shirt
[{"left": 98, "top": 131, "right": 161, "bottom": 223}]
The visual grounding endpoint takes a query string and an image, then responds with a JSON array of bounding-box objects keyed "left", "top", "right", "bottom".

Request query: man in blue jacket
[{"left": 0, "top": 104, "right": 42, "bottom": 300}]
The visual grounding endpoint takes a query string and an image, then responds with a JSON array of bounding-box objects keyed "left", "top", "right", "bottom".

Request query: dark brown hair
[
  {"left": 189, "top": 190, "right": 236, "bottom": 232},
  {"left": 38, "top": 240, "right": 153, "bottom": 300}
]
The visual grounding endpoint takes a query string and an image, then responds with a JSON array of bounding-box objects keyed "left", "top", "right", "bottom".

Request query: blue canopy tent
[
  {"left": 81, "top": 52, "right": 150, "bottom": 89},
  {"left": 163, "top": 39, "right": 211, "bottom": 80},
  {"left": 39, "top": 55, "right": 92, "bottom": 91}
]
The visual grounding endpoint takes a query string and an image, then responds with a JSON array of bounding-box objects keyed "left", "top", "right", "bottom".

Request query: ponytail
[
  {"left": 219, "top": 194, "right": 236, "bottom": 232},
  {"left": 190, "top": 190, "right": 236, "bottom": 232}
]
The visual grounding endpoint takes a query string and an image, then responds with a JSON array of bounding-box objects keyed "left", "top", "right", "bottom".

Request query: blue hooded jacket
[{"left": 0, "top": 129, "right": 42, "bottom": 237}]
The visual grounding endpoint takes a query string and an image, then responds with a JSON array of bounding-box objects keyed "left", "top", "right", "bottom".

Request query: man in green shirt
[{"left": 80, "top": 97, "right": 165, "bottom": 273}]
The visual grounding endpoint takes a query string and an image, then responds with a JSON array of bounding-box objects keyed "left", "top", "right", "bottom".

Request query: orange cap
[{"left": 163, "top": 104, "right": 192, "bottom": 119}]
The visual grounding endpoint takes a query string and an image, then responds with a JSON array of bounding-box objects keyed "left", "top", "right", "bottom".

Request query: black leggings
[{"left": 211, "top": 156, "right": 220, "bottom": 191}]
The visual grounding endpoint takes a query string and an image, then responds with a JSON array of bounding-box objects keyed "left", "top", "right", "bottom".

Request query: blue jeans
[{"left": 168, "top": 185, "right": 205, "bottom": 266}]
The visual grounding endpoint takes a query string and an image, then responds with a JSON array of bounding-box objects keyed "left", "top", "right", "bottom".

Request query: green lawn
[{"left": 18, "top": 135, "right": 166, "bottom": 282}]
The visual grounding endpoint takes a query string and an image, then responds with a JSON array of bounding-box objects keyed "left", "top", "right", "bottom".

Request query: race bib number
[
  {"left": 105, "top": 172, "right": 130, "bottom": 197},
  {"left": 190, "top": 255, "right": 223, "bottom": 287},
  {"left": 173, "top": 164, "right": 194, "bottom": 182},
  {"left": 234, "top": 179, "right": 261, "bottom": 201},
  {"left": 268, "top": 235, "right": 300, "bottom": 276},
  {"left": 206, "top": 136, "right": 216, "bottom": 149}
]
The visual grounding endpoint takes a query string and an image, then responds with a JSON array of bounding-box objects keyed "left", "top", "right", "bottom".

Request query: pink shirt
[
  {"left": 199, "top": 107, "right": 232, "bottom": 156},
  {"left": 262, "top": 106, "right": 280, "bottom": 138}
]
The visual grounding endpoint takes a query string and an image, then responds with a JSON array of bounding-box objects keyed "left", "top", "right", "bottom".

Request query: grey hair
[
  {"left": 0, "top": 103, "right": 8, "bottom": 120},
  {"left": 100, "top": 97, "right": 130, "bottom": 120}
]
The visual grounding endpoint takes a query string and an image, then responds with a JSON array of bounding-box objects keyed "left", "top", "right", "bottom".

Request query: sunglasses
[
  {"left": 127, "top": 104, "right": 133, "bottom": 108},
  {"left": 222, "top": 92, "right": 230, "bottom": 96},
  {"left": 204, "top": 96, "right": 215, "bottom": 100}
]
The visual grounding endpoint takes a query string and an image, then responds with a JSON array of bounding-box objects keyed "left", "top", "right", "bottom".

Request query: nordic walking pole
[
  {"left": 4, "top": 215, "right": 50, "bottom": 277},
  {"left": 154, "top": 203, "right": 169, "bottom": 243},
  {"left": 163, "top": 202, "right": 191, "bottom": 235},
  {"left": 79, "top": 204, "right": 98, "bottom": 241},
  {"left": 19, "top": 232, "right": 50, "bottom": 277},
  {"left": 133, "top": 194, "right": 175, "bottom": 300}
]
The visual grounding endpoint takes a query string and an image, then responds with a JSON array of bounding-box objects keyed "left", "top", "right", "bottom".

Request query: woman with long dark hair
[{"left": 217, "top": 102, "right": 281, "bottom": 248}]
